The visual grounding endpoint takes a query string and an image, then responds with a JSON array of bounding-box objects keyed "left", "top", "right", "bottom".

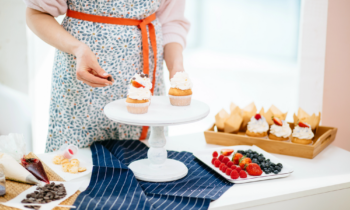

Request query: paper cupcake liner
[
  {"left": 125, "top": 102, "right": 149, "bottom": 114},
  {"left": 169, "top": 95, "right": 192, "bottom": 106}
]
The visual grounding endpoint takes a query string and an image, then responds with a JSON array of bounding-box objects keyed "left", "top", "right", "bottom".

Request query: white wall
[{"left": 0, "top": 0, "right": 28, "bottom": 94}]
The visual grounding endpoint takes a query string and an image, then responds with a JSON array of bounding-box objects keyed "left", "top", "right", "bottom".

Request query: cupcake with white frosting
[
  {"left": 168, "top": 72, "right": 193, "bottom": 106},
  {"left": 292, "top": 122, "right": 314, "bottom": 145},
  {"left": 126, "top": 73, "right": 152, "bottom": 114},
  {"left": 269, "top": 116, "right": 292, "bottom": 141},
  {"left": 246, "top": 114, "right": 269, "bottom": 137}
]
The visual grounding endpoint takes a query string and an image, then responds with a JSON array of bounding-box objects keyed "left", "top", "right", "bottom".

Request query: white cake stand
[{"left": 104, "top": 96, "right": 210, "bottom": 182}]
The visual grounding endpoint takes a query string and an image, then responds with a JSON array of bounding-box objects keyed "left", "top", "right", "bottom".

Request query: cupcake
[
  {"left": 292, "top": 122, "right": 314, "bottom": 145},
  {"left": 126, "top": 73, "right": 152, "bottom": 114},
  {"left": 168, "top": 72, "right": 193, "bottom": 106},
  {"left": 246, "top": 114, "right": 269, "bottom": 137},
  {"left": 269, "top": 116, "right": 292, "bottom": 141}
]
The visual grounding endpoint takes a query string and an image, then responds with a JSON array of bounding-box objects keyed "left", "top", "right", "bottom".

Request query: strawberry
[
  {"left": 222, "top": 157, "right": 230, "bottom": 164},
  {"left": 239, "top": 170, "right": 248, "bottom": 178},
  {"left": 230, "top": 170, "right": 239, "bottom": 179},
  {"left": 211, "top": 157, "right": 217, "bottom": 165},
  {"left": 235, "top": 167, "right": 242, "bottom": 173},
  {"left": 219, "top": 163, "right": 225, "bottom": 171},
  {"left": 218, "top": 155, "right": 224, "bottom": 162},
  {"left": 246, "top": 163, "right": 263, "bottom": 176},
  {"left": 232, "top": 153, "right": 243, "bottom": 165},
  {"left": 231, "top": 165, "right": 237, "bottom": 170},
  {"left": 212, "top": 151, "right": 218, "bottom": 158},
  {"left": 254, "top": 113, "right": 261, "bottom": 120},
  {"left": 299, "top": 122, "right": 309, "bottom": 128},
  {"left": 239, "top": 157, "right": 252, "bottom": 169},
  {"left": 226, "top": 161, "right": 234, "bottom": 168},
  {"left": 225, "top": 168, "right": 232, "bottom": 176},
  {"left": 272, "top": 116, "right": 283, "bottom": 126},
  {"left": 214, "top": 159, "right": 221, "bottom": 167},
  {"left": 131, "top": 80, "right": 145, "bottom": 88},
  {"left": 220, "top": 149, "right": 234, "bottom": 156}
]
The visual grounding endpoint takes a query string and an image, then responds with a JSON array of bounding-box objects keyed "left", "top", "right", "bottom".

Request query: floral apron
[{"left": 46, "top": 0, "right": 165, "bottom": 152}]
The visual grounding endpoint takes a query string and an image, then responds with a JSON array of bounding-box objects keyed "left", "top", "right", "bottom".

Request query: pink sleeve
[
  {"left": 23, "top": 0, "right": 67, "bottom": 17},
  {"left": 156, "top": 0, "right": 191, "bottom": 48}
]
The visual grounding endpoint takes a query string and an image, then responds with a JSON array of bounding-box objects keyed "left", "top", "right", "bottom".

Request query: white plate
[
  {"left": 37, "top": 152, "right": 92, "bottom": 181},
  {"left": 2, "top": 181, "right": 83, "bottom": 210},
  {"left": 194, "top": 145, "right": 294, "bottom": 184}
]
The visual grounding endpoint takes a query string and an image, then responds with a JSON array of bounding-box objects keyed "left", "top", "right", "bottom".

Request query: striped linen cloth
[{"left": 73, "top": 140, "right": 233, "bottom": 210}]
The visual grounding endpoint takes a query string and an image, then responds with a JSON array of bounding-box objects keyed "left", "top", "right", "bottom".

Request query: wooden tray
[{"left": 204, "top": 123, "right": 337, "bottom": 159}]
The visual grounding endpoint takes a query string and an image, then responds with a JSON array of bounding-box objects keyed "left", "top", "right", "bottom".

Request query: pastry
[
  {"left": 292, "top": 122, "right": 314, "bottom": 145},
  {"left": 61, "top": 159, "right": 69, "bottom": 165},
  {"left": 240, "top": 102, "right": 257, "bottom": 132},
  {"left": 224, "top": 106, "right": 243, "bottom": 133},
  {"left": 52, "top": 155, "right": 64, "bottom": 165},
  {"left": 62, "top": 163, "right": 73, "bottom": 172},
  {"left": 246, "top": 114, "right": 269, "bottom": 137},
  {"left": 70, "top": 159, "right": 80, "bottom": 167},
  {"left": 126, "top": 72, "right": 152, "bottom": 114},
  {"left": 78, "top": 167, "right": 87, "bottom": 172},
  {"left": 69, "top": 166, "right": 79, "bottom": 174},
  {"left": 269, "top": 116, "right": 292, "bottom": 141},
  {"left": 168, "top": 71, "right": 193, "bottom": 106}
]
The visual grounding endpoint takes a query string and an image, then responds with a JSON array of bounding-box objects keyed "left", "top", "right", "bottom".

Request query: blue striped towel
[{"left": 73, "top": 140, "right": 233, "bottom": 210}]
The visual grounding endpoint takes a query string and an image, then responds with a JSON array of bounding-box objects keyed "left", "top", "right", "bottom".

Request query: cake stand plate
[{"left": 104, "top": 96, "right": 210, "bottom": 182}]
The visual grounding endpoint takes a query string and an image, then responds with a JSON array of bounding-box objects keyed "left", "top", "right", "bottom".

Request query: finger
[
  {"left": 77, "top": 70, "right": 113, "bottom": 85},
  {"left": 92, "top": 62, "right": 111, "bottom": 79},
  {"left": 83, "top": 81, "right": 109, "bottom": 88}
]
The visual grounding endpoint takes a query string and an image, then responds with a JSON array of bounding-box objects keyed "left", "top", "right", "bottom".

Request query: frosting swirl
[
  {"left": 270, "top": 121, "right": 292, "bottom": 138},
  {"left": 292, "top": 124, "right": 314, "bottom": 139},
  {"left": 247, "top": 116, "right": 269, "bottom": 133},
  {"left": 127, "top": 73, "right": 152, "bottom": 100},
  {"left": 170, "top": 72, "right": 193, "bottom": 90}
]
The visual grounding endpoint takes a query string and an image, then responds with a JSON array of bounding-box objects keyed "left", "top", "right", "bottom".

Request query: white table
[{"left": 50, "top": 132, "right": 350, "bottom": 210}]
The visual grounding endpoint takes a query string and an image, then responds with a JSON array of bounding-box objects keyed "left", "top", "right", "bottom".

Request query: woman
[{"left": 24, "top": 0, "right": 190, "bottom": 152}]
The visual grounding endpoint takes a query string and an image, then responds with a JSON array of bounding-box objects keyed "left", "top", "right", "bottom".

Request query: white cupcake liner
[
  {"left": 125, "top": 101, "right": 149, "bottom": 114},
  {"left": 169, "top": 95, "right": 192, "bottom": 106}
]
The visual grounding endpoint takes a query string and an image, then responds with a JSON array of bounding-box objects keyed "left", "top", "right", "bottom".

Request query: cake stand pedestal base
[{"left": 129, "top": 159, "right": 188, "bottom": 182}]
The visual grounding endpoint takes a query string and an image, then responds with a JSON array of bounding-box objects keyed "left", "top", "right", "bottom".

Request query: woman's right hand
[{"left": 74, "top": 44, "right": 114, "bottom": 87}]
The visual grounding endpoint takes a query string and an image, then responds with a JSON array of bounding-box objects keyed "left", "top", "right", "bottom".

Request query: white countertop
[{"left": 41, "top": 132, "right": 350, "bottom": 210}]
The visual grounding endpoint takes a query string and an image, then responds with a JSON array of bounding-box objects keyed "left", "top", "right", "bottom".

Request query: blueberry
[
  {"left": 265, "top": 169, "right": 271, "bottom": 174},
  {"left": 261, "top": 162, "right": 266, "bottom": 167},
  {"left": 271, "top": 163, "right": 276, "bottom": 167},
  {"left": 258, "top": 156, "right": 264, "bottom": 162},
  {"left": 273, "top": 170, "right": 279, "bottom": 174},
  {"left": 265, "top": 162, "right": 271, "bottom": 167},
  {"left": 266, "top": 159, "right": 270, "bottom": 162},
  {"left": 277, "top": 163, "right": 283, "bottom": 168}
]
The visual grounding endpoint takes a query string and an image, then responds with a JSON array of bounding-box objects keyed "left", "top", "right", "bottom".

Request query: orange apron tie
[{"left": 66, "top": 10, "right": 157, "bottom": 140}]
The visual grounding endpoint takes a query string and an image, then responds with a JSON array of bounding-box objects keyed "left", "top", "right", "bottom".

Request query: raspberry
[
  {"left": 212, "top": 157, "right": 217, "bottom": 165},
  {"left": 239, "top": 170, "right": 247, "bottom": 178},
  {"left": 218, "top": 155, "right": 224, "bottom": 162},
  {"left": 225, "top": 168, "right": 232, "bottom": 176},
  {"left": 226, "top": 161, "right": 233, "bottom": 168},
  {"left": 212, "top": 151, "right": 218, "bottom": 158},
  {"left": 231, "top": 165, "right": 237, "bottom": 170},
  {"left": 222, "top": 165, "right": 228, "bottom": 173},
  {"left": 222, "top": 157, "right": 229, "bottom": 164},
  {"left": 219, "top": 163, "right": 225, "bottom": 171},
  {"left": 236, "top": 167, "right": 242, "bottom": 173},
  {"left": 214, "top": 159, "right": 221, "bottom": 167},
  {"left": 230, "top": 170, "right": 239, "bottom": 179}
]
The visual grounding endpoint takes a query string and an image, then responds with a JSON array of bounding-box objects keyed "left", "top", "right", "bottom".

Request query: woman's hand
[
  {"left": 26, "top": 8, "right": 113, "bottom": 88},
  {"left": 164, "top": 43, "right": 185, "bottom": 80},
  {"left": 74, "top": 44, "right": 114, "bottom": 87}
]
